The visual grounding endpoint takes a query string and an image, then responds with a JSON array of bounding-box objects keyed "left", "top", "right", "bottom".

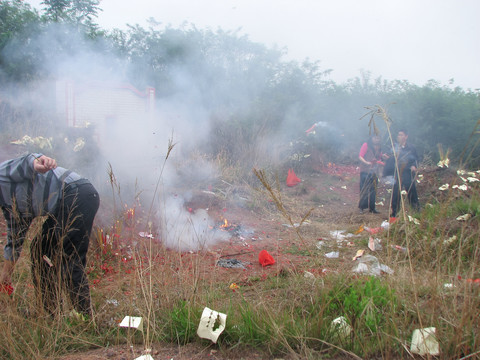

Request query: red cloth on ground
[{"left": 259, "top": 250, "right": 275, "bottom": 267}]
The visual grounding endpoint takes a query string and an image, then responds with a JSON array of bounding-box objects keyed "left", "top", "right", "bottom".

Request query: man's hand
[{"left": 33, "top": 155, "right": 57, "bottom": 173}]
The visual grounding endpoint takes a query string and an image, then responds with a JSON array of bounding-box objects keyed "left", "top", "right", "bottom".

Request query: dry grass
[{"left": 1, "top": 111, "right": 480, "bottom": 359}]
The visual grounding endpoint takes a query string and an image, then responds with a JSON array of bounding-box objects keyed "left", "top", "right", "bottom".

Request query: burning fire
[{"left": 221, "top": 218, "right": 229, "bottom": 228}]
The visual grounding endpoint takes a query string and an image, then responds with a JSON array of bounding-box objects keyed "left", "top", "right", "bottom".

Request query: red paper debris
[
  {"left": 365, "top": 226, "right": 382, "bottom": 235},
  {"left": 286, "top": 169, "right": 301, "bottom": 187},
  {"left": 305, "top": 124, "right": 316, "bottom": 133},
  {"left": 1, "top": 282, "right": 14, "bottom": 295},
  {"left": 259, "top": 250, "right": 275, "bottom": 267}
]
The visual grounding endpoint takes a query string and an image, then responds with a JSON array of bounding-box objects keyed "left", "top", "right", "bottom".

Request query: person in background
[
  {"left": 0, "top": 153, "right": 99, "bottom": 317},
  {"left": 358, "top": 135, "right": 384, "bottom": 214},
  {"left": 390, "top": 129, "right": 420, "bottom": 218}
]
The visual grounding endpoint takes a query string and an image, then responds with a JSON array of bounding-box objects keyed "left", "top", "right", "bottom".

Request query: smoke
[
  {"left": 0, "top": 21, "right": 233, "bottom": 252},
  {"left": 159, "top": 194, "right": 230, "bottom": 252},
  {"left": 0, "top": 18, "right": 396, "bottom": 253}
]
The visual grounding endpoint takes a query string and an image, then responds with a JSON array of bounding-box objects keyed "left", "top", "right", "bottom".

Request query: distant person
[
  {"left": 390, "top": 129, "right": 420, "bottom": 218},
  {"left": 0, "top": 153, "right": 99, "bottom": 317},
  {"left": 358, "top": 135, "right": 384, "bottom": 213}
]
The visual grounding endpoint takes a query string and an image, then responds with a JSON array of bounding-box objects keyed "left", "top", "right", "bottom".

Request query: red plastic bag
[
  {"left": 259, "top": 250, "right": 275, "bottom": 267},
  {"left": 286, "top": 169, "right": 301, "bottom": 187}
]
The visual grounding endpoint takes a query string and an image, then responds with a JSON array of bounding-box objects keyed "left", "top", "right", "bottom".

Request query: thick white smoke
[{"left": 159, "top": 194, "right": 230, "bottom": 252}]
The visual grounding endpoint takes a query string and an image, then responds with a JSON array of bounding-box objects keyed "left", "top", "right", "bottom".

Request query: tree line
[{"left": 1, "top": 0, "right": 479, "bottom": 170}]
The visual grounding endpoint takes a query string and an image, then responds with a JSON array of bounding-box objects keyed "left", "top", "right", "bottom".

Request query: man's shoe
[{"left": 369, "top": 209, "right": 380, "bottom": 214}]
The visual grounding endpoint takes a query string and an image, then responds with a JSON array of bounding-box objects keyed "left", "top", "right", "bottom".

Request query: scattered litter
[
  {"left": 258, "top": 250, "right": 275, "bottom": 267},
  {"left": 282, "top": 222, "right": 308, "bottom": 228},
  {"left": 437, "top": 159, "right": 449, "bottom": 168},
  {"left": 375, "top": 201, "right": 384, "bottom": 206},
  {"left": 119, "top": 316, "right": 143, "bottom": 331},
  {"left": 106, "top": 299, "right": 119, "bottom": 307},
  {"left": 378, "top": 264, "right": 394, "bottom": 274},
  {"left": 134, "top": 355, "right": 153, "bottom": 360},
  {"left": 380, "top": 220, "right": 390, "bottom": 230},
  {"left": 467, "top": 177, "right": 479, "bottom": 182},
  {"left": 352, "top": 249, "right": 364, "bottom": 261},
  {"left": 341, "top": 186, "right": 347, "bottom": 190},
  {"left": 43, "top": 255, "right": 54, "bottom": 267},
  {"left": 391, "top": 245, "right": 407, "bottom": 252},
  {"left": 325, "top": 251, "right": 339, "bottom": 259},
  {"left": 354, "top": 225, "right": 364, "bottom": 234},
  {"left": 352, "top": 255, "right": 393, "bottom": 276},
  {"left": 452, "top": 184, "right": 468, "bottom": 191},
  {"left": 330, "top": 230, "right": 355, "bottom": 240},
  {"left": 410, "top": 327, "right": 440, "bottom": 356},
  {"left": 368, "top": 237, "right": 382, "bottom": 251},
  {"left": 443, "top": 283, "right": 454, "bottom": 289},
  {"left": 330, "top": 316, "right": 352, "bottom": 339},
  {"left": 438, "top": 184, "right": 449, "bottom": 191},
  {"left": 330, "top": 230, "right": 346, "bottom": 240},
  {"left": 138, "top": 232, "right": 154, "bottom": 239},
  {"left": 229, "top": 283, "right": 239, "bottom": 290},
  {"left": 401, "top": 190, "right": 408, "bottom": 195},
  {"left": 216, "top": 258, "right": 249, "bottom": 269},
  {"left": 134, "top": 350, "right": 153, "bottom": 360},
  {"left": 364, "top": 226, "right": 382, "bottom": 235},
  {"left": 408, "top": 216, "right": 420, "bottom": 225},
  {"left": 304, "top": 271, "right": 315, "bottom": 279},
  {"left": 197, "top": 307, "right": 227, "bottom": 343},
  {"left": 316, "top": 240, "right": 325, "bottom": 249},
  {"left": 456, "top": 214, "right": 471, "bottom": 221},
  {"left": 73, "top": 137, "right": 85, "bottom": 152},
  {"left": 443, "top": 235, "right": 457, "bottom": 245},
  {"left": 11, "top": 135, "right": 53, "bottom": 149}
]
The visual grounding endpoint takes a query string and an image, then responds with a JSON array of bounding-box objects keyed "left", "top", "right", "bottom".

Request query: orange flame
[{"left": 221, "top": 218, "right": 229, "bottom": 228}]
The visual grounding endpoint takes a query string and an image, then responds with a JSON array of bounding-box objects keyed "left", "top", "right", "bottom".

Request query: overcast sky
[{"left": 28, "top": 0, "right": 480, "bottom": 90}]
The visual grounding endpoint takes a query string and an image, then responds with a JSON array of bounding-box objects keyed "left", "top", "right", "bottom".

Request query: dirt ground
[
  {"left": 59, "top": 166, "right": 400, "bottom": 360},
  {"left": 6, "top": 164, "right": 451, "bottom": 360}
]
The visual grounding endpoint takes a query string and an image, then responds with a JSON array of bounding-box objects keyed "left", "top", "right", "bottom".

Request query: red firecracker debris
[{"left": 0, "top": 282, "right": 13, "bottom": 295}]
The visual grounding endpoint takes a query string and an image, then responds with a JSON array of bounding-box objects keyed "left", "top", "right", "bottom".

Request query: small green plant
[
  {"left": 454, "top": 196, "right": 480, "bottom": 218},
  {"left": 162, "top": 300, "right": 198, "bottom": 344},
  {"left": 321, "top": 276, "right": 400, "bottom": 355}
]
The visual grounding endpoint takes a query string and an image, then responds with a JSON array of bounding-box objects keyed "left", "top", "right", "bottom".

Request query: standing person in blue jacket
[
  {"left": 390, "top": 129, "right": 420, "bottom": 218},
  {"left": 0, "top": 153, "right": 99, "bottom": 317}
]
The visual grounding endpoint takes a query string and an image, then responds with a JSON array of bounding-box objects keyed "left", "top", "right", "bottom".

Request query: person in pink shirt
[{"left": 358, "top": 135, "right": 384, "bottom": 213}]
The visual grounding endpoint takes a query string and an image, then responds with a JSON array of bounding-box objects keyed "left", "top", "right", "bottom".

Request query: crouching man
[{"left": 0, "top": 153, "right": 99, "bottom": 317}]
